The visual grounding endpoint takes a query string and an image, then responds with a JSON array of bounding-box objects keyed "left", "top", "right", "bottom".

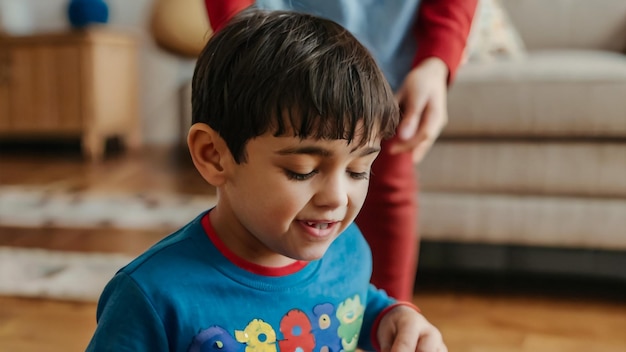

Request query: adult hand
[{"left": 389, "top": 57, "right": 449, "bottom": 163}]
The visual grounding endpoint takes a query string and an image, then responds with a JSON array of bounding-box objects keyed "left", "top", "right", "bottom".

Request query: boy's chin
[{"left": 291, "top": 244, "right": 332, "bottom": 262}]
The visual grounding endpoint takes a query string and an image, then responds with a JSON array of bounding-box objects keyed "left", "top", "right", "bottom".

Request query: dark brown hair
[{"left": 192, "top": 8, "right": 399, "bottom": 163}]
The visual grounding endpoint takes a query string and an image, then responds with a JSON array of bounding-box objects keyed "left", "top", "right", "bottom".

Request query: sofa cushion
[
  {"left": 446, "top": 50, "right": 626, "bottom": 137},
  {"left": 502, "top": 0, "right": 626, "bottom": 52},
  {"left": 465, "top": 0, "right": 526, "bottom": 63},
  {"left": 419, "top": 192, "right": 626, "bottom": 250},
  {"left": 419, "top": 141, "right": 626, "bottom": 197}
]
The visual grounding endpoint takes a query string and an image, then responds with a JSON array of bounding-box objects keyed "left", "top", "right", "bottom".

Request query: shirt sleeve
[
  {"left": 357, "top": 284, "right": 397, "bottom": 351},
  {"left": 204, "top": 0, "right": 254, "bottom": 32},
  {"left": 86, "top": 273, "right": 169, "bottom": 352},
  {"left": 413, "top": 0, "right": 478, "bottom": 83}
]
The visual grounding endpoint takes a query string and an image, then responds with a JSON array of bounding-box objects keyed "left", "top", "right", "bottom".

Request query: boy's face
[{"left": 211, "top": 128, "right": 381, "bottom": 267}]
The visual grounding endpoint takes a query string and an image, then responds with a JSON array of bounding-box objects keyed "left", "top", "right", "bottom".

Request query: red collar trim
[{"left": 201, "top": 213, "right": 308, "bottom": 277}]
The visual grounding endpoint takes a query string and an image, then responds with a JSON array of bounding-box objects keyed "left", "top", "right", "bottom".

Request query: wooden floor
[{"left": 1, "top": 144, "right": 625, "bottom": 352}]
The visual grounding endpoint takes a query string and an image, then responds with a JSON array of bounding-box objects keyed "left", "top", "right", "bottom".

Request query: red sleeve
[
  {"left": 413, "top": 0, "right": 478, "bottom": 83},
  {"left": 204, "top": 0, "right": 254, "bottom": 32}
]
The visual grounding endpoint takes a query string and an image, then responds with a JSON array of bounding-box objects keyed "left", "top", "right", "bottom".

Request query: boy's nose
[{"left": 313, "top": 174, "right": 348, "bottom": 209}]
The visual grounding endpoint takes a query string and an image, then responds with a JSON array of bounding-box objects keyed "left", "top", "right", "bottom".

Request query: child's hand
[{"left": 377, "top": 304, "right": 447, "bottom": 352}]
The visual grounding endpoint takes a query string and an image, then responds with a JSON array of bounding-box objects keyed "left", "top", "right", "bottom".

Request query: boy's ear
[{"left": 187, "top": 123, "right": 232, "bottom": 186}]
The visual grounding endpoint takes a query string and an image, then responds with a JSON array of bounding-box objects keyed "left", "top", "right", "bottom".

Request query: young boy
[{"left": 86, "top": 9, "right": 446, "bottom": 352}]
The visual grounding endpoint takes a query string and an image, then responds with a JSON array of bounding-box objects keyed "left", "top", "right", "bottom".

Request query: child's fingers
[
  {"left": 387, "top": 327, "right": 419, "bottom": 352},
  {"left": 378, "top": 306, "right": 447, "bottom": 352},
  {"left": 415, "top": 327, "right": 446, "bottom": 352}
]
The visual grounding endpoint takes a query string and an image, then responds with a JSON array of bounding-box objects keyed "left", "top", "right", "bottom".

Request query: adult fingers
[
  {"left": 411, "top": 95, "right": 447, "bottom": 163},
  {"left": 395, "top": 85, "right": 429, "bottom": 142},
  {"left": 390, "top": 101, "right": 442, "bottom": 163}
]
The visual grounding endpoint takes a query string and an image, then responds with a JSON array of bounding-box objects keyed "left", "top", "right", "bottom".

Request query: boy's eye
[
  {"left": 284, "top": 169, "right": 369, "bottom": 181},
  {"left": 349, "top": 171, "right": 370, "bottom": 180},
  {"left": 285, "top": 169, "right": 319, "bottom": 181}
]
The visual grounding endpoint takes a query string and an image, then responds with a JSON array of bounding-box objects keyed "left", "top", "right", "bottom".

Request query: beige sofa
[{"left": 418, "top": 0, "right": 626, "bottom": 279}]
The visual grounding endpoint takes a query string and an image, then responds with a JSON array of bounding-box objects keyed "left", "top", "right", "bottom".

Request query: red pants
[{"left": 355, "top": 138, "right": 418, "bottom": 301}]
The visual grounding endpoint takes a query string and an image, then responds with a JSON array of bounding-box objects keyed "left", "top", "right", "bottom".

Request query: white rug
[
  {"left": 0, "top": 186, "right": 217, "bottom": 302},
  {"left": 0, "top": 246, "right": 133, "bottom": 302},
  {"left": 0, "top": 185, "right": 217, "bottom": 229}
]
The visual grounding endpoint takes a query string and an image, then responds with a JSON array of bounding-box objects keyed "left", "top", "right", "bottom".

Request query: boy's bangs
[{"left": 271, "top": 66, "right": 398, "bottom": 145}]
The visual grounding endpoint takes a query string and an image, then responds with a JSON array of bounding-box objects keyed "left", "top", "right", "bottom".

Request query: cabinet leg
[{"left": 82, "top": 134, "right": 105, "bottom": 162}]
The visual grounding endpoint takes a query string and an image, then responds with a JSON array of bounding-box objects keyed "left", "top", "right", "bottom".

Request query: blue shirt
[
  {"left": 256, "top": 0, "right": 422, "bottom": 91},
  {"left": 86, "top": 212, "right": 395, "bottom": 352}
]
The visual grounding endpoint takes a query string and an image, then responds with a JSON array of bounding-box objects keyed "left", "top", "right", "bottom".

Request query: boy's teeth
[{"left": 307, "top": 222, "right": 329, "bottom": 229}]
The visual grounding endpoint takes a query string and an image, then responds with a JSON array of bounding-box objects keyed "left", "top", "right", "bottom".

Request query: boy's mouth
[
  {"left": 298, "top": 220, "right": 340, "bottom": 238},
  {"left": 305, "top": 221, "right": 330, "bottom": 230}
]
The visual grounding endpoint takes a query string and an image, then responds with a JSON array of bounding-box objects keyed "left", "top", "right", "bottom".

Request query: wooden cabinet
[{"left": 0, "top": 29, "right": 140, "bottom": 161}]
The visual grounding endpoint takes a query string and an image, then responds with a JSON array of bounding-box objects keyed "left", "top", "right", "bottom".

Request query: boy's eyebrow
[
  {"left": 277, "top": 145, "right": 381, "bottom": 157},
  {"left": 277, "top": 146, "right": 333, "bottom": 157}
]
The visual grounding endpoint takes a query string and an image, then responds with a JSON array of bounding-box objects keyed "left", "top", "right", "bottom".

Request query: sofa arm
[{"left": 502, "top": 0, "right": 626, "bottom": 52}]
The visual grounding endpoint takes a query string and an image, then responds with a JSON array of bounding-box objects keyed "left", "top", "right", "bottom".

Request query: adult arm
[
  {"left": 413, "top": 0, "right": 478, "bottom": 83},
  {"left": 204, "top": 0, "right": 253, "bottom": 32}
]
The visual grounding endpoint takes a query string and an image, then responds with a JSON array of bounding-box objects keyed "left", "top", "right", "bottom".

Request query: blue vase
[{"left": 67, "top": 0, "right": 109, "bottom": 28}]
